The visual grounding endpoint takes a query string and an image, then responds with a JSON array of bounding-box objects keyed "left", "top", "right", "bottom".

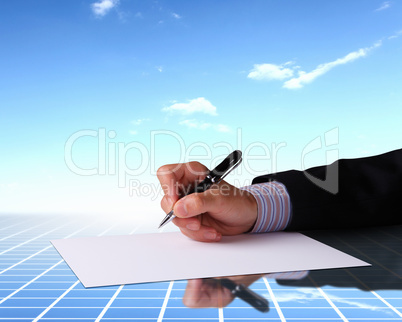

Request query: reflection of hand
[
  {"left": 157, "top": 162, "right": 258, "bottom": 242},
  {"left": 183, "top": 274, "right": 263, "bottom": 308}
]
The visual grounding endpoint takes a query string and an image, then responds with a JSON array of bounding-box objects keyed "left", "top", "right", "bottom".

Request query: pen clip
[
  {"left": 216, "top": 157, "right": 242, "bottom": 183},
  {"left": 209, "top": 150, "right": 242, "bottom": 183}
]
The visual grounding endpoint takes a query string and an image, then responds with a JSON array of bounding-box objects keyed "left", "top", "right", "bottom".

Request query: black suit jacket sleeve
[{"left": 252, "top": 148, "right": 402, "bottom": 231}]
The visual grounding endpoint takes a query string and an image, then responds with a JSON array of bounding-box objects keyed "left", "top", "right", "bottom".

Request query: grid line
[
  {"left": 0, "top": 222, "right": 95, "bottom": 276},
  {"left": 316, "top": 287, "right": 348, "bottom": 322},
  {"left": 32, "top": 280, "right": 81, "bottom": 321},
  {"left": 263, "top": 277, "right": 285, "bottom": 322},
  {"left": 0, "top": 221, "right": 48, "bottom": 241},
  {"left": 0, "top": 221, "right": 72, "bottom": 256},
  {"left": 95, "top": 284, "right": 124, "bottom": 321},
  {"left": 371, "top": 290, "right": 402, "bottom": 318},
  {"left": 1, "top": 216, "right": 401, "bottom": 321},
  {"left": 157, "top": 280, "right": 174, "bottom": 322}
]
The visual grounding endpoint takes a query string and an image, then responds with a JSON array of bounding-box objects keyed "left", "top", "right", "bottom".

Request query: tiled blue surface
[{"left": 0, "top": 215, "right": 401, "bottom": 321}]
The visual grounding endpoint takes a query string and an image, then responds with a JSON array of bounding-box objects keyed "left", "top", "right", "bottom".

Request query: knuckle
[
  {"left": 188, "top": 161, "right": 202, "bottom": 167},
  {"left": 182, "top": 294, "right": 196, "bottom": 308},
  {"left": 160, "top": 196, "right": 172, "bottom": 212},
  {"left": 187, "top": 161, "right": 207, "bottom": 175},
  {"left": 160, "top": 197, "right": 166, "bottom": 209},
  {"left": 190, "top": 194, "right": 205, "bottom": 212},
  {"left": 156, "top": 165, "right": 171, "bottom": 178}
]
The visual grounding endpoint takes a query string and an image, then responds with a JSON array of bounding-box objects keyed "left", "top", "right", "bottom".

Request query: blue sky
[{"left": 1, "top": 0, "right": 401, "bottom": 218}]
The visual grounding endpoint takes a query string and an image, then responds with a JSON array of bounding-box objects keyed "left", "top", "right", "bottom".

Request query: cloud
[
  {"left": 91, "top": 0, "right": 119, "bottom": 17},
  {"left": 180, "top": 119, "right": 230, "bottom": 132},
  {"left": 131, "top": 118, "right": 148, "bottom": 126},
  {"left": 130, "top": 118, "right": 149, "bottom": 134},
  {"left": 283, "top": 42, "right": 381, "bottom": 89},
  {"left": 388, "top": 29, "right": 402, "bottom": 40},
  {"left": 247, "top": 63, "right": 294, "bottom": 81},
  {"left": 171, "top": 12, "right": 181, "bottom": 19},
  {"left": 214, "top": 124, "right": 231, "bottom": 133},
  {"left": 375, "top": 1, "right": 391, "bottom": 11},
  {"left": 273, "top": 288, "right": 392, "bottom": 314},
  {"left": 162, "top": 97, "right": 218, "bottom": 116}
]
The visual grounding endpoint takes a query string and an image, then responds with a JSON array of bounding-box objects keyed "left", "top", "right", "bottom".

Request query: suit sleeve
[{"left": 252, "top": 148, "right": 402, "bottom": 231}]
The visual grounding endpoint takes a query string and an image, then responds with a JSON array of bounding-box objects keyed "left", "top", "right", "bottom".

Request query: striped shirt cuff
[{"left": 241, "top": 181, "right": 292, "bottom": 233}]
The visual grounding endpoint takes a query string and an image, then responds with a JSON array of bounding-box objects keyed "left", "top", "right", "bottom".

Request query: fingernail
[
  {"left": 176, "top": 202, "right": 188, "bottom": 217},
  {"left": 204, "top": 231, "right": 217, "bottom": 240},
  {"left": 186, "top": 223, "right": 199, "bottom": 231}
]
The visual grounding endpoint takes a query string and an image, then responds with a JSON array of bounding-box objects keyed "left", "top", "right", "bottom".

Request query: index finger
[{"left": 157, "top": 161, "right": 209, "bottom": 203}]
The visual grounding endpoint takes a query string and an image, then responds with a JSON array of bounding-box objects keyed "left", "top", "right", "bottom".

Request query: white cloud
[
  {"left": 180, "top": 119, "right": 230, "bottom": 132},
  {"left": 214, "top": 124, "right": 231, "bottom": 133},
  {"left": 247, "top": 63, "right": 294, "bottom": 81},
  {"left": 375, "top": 1, "right": 391, "bottom": 11},
  {"left": 91, "top": 0, "right": 119, "bottom": 17},
  {"left": 131, "top": 118, "right": 148, "bottom": 126},
  {"left": 388, "top": 29, "right": 402, "bottom": 40},
  {"left": 283, "top": 42, "right": 381, "bottom": 89},
  {"left": 156, "top": 66, "right": 163, "bottom": 72},
  {"left": 171, "top": 12, "right": 181, "bottom": 19},
  {"left": 130, "top": 118, "right": 149, "bottom": 134},
  {"left": 162, "top": 97, "right": 218, "bottom": 116},
  {"left": 180, "top": 119, "right": 211, "bottom": 130},
  {"left": 273, "top": 288, "right": 392, "bottom": 313}
]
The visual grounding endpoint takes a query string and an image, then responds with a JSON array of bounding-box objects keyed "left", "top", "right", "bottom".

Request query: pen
[
  {"left": 218, "top": 278, "right": 269, "bottom": 313},
  {"left": 158, "top": 150, "right": 242, "bottom": 229}
]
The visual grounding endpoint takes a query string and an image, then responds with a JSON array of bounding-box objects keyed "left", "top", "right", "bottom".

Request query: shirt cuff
[{"left": 241, "top": 181, "right": 292, "bottom": 233}]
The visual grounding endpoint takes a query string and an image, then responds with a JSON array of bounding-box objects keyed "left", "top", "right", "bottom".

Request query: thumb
[{"left": 173, "top": 185, "right": 231, "bottom": 219}]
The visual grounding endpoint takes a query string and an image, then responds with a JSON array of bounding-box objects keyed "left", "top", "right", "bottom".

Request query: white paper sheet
[{"left": 51, "top": 231, "right": 369, "bottom": 288}]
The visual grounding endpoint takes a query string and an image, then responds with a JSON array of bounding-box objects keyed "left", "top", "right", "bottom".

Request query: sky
[{"left": 1, "top": 0, "right": 401, "bottom": 221}]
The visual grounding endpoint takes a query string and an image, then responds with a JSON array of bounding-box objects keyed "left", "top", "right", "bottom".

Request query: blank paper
[{"left": 51, "top": 231, "right": 369, "bottom": 288}]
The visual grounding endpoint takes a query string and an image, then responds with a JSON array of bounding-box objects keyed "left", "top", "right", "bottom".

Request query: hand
[
  {"left": 183, "top": 274, "right": 263, "bottom": 308},
  {"left": 157, "top": 161, "right": 258, "bottom": 242}
]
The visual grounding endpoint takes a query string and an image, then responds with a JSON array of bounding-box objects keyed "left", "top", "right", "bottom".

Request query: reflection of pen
[
  {"left": 158, "top": 150, "right": 243, "bottom": 229},
  {"left": 219, "top": 278, "right": 269, "bottom": 313}
]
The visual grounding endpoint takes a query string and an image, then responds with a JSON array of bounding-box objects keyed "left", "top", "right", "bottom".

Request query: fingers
[
  {"left": 160, "top": 195, "right": 173, "bottom": 214},
  {"left": 173, "top": 187, "right": 227, "bottom": 219},
  {"left": 157, "top": 162, "right": 209, "bottom": 203},
  {"left": 183, "top": 279, "right": 204, "bottom": 308},
  {"left": 183, "top": 278, "right": 233, "bottom": 308},
  {"left": 180, "top": 227, "right": 222, "bottom": 242},
  {"left": 172, "top": 216, "right": 201, "bottom": 231},
  {"left": 172, "top": 183, "right": 258, "bottom": 236},
  {"left": 162, "top": 196, "right": 222, "bottom": 242},
  {"left": 173, "top": 217, "right": 221, "bottom": 242}
]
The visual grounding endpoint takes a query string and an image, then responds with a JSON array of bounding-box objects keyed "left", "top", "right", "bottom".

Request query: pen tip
[
  {"left": 158, "top": 210, "right": 175, "bottom": 229},
  {"left": 158, "top": 216, "right": 170, "bottom": 229}
]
